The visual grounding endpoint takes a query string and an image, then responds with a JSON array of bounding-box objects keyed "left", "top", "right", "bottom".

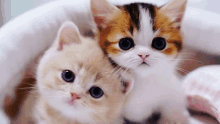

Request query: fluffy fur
[
  {"left": 1, "top": 0, "right": 220, "bottom": 116},
  {"left": 1, "top": 0, "right": 220, "bottom": 123},
  {"left": 33, "top": 21, "right": 133, "bottom": 124},
  {"left": 91, "top": 0, "right": 190, "bottom": 123}
]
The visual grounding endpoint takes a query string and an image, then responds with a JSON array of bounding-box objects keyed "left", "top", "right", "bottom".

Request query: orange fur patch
[
  {"left": 154, "top": 8, "right": 182, "bottom": 55},
  {"left": 98, "top": 6, "right": 182, "bottom": 56},
  {"left": 163, "top": 44, "right": 178, "bottom": 55},
  {"left": 98, "top": 10, "right": 135, "bottom": 54}
]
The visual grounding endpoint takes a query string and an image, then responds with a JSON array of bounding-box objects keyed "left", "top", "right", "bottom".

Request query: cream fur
[{"left": 33, "top": 21, "right": 131, "bottom": 124}]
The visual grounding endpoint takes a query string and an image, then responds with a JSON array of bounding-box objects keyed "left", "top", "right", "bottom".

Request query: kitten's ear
[
  {"left": 56, "top": 21, "right": 81, "bottom": 50},
  {"left": 159, "top": 0, "right": 187, "bottom": 29},
  {"left": 121, "top": 79, "right": 134, "bottom": 95},
  {"left": 90, "top": 0, "right": 120, "bottom": 30},
  {"left": 120, "top": 73, "right": 134, "bottom": 95}
]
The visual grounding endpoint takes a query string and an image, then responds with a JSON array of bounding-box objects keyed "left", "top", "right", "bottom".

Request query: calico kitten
[
  {"left": 33, "top": 21, "right": 133, "bottom": 124},
  {"left": 91, "top": 0, "right": 190, "bottom": 123}
]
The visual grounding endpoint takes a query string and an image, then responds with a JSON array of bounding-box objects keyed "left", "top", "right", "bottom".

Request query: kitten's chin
[
  {"left": 119, "top": 63, "right": 150, "bottom": 71},
  {"left": 132, "top": 63, "right": 150, "bottom": 69},
  {"left": 139, "top": 62, "right": 150, "bottom": 67}
]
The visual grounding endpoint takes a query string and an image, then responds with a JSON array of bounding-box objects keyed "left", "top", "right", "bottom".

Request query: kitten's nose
[
  {"left": 138, "top": 53, "right": 149, "bottom": 59},
  {"left": 70, "top": 92, "right": 81, "bottom": 100}
]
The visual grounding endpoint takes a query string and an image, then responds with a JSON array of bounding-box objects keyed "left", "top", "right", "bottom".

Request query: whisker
[
  {"left": 17, "top": 86, "right": 36, "bottom": 90},
  {"left": 92, "top": 109, "right": 110, "bottom": 124},
  {"left": 175, "top": 58, "right": 204, "bottom": 64},
  {"left": 180, "top": 52, "right": 197, "bottom": 56},
  {"left": 176, "top": 67, "right": 190, "bottom": 74}
]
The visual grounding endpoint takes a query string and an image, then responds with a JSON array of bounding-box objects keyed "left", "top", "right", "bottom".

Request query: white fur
[
  {"left": 0, "top": 110, "right": 9, "bottom": 124},
  {"left": 123, "top": 64, "right": 188, "bottom": 123},
  {"left": 107, "top": 7, "right": 189, "bottom": 123},
  {"left": 138, "top": 7, "right": 155, "bottom": 46}
]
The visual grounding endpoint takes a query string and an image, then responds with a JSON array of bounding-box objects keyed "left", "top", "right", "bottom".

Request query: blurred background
[
  {"left": 1, "top": 0, "right": 220, "bottom": 26},
  {"left": 0, "top": 0, "right": 54, "bottom": 26}
]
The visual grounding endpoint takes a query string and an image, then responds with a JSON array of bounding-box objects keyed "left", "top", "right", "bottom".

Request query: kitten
[
  {"left": 33, "top": 21, "right": 133, "bottom": 124},
  {"left": 91, "top": 0, "right": 190, "bottom": 123}
]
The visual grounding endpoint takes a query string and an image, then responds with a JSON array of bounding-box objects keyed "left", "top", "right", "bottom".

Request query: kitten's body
[
  {"left": 31, "top": 22, "right": 133, "bottom": 124},
  {"left": 124, "top": 63, "right": 188, "bottom": 123},
  {"left": 91, "top": 0, "right": 190, "bottom": 123}
]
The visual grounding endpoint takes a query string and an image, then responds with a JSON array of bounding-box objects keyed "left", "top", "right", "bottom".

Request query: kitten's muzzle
[
  {"left": 138, "top": 53, "right": 150, "bottom": 65},
  {"left": 70, "top": 92, "right": 81, "bottom": 100},
  {"left": 138, "top": 53, "right": 149, "bottom": 60}
]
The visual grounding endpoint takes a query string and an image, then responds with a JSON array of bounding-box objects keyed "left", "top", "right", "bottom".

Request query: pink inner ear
[
  {"left": 58, "top": 40, "right": 64, "bottom": 51},
  {"left": 172, "top": 14, "right": 183, "bottom": 29},
  {"left": 175, "top": 14, "right": 183, "bottom": 23},
  {"left": 94, "top": 15, "right": 107, "bottom": 29},
  {"left": 123, "top": 81, "right": 130, "bottom": 94},
  {"left": 58, "top": 40, "right": 69, "bottom": 51}
]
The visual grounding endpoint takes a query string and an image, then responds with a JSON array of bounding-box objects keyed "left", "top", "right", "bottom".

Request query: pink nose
[
  {"left": 70, "top": 92, "right": 81, "bottom": 100},
  {"left": 138, "top": 53, "right": 149, "bottom": 59}
]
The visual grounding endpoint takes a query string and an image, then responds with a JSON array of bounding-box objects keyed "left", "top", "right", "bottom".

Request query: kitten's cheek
[
  {"left": 129, "top": 61, "right": 142, "bottom": 69},
  {"left": 68, "top": 100, "right": 75, "bottom": 105}
]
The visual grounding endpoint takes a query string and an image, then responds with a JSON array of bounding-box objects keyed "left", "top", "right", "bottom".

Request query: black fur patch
[
  {"left": 104, "top": 40, "right": 111, "bottom": 47},
  {"left": 108, "top": 57, "right": 126, "bottom": 70},
  {"left": 122, "top": 3, "right": 156, "bottom": 32},
  {"left": 146, "top": 112, "right": 161, "bottom": 124},
  {"left": 129, "top": 24, "right": 134, "bottom": 35},
  {"left": 173, "top": 41, "right": 182, "bottom": 51},
  {"left": 123, "top": 3, "right": 140, "bottom": 30},
  {"left": 123, "top": 112, "right": 161, "bottom": 124},
  {"left": 124, "top": 118, "right": 142, "bottom": 124}
]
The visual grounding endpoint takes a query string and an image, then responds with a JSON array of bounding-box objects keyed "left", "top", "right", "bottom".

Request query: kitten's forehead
[
  {"left": 120, "top": 3, "right": 182, "bottom": 54},
  {"left": 72, "top": 54, "right": 115, "bottom": 84},
  {"left": 122, "top": 3, "right": 158, "bottom": 46},
  {"left": 61, "top": 39, "right": 104, "bottom": 64},
  {"left": 79, "top": 63, "right": 100, "bottom": 77},
  {"left": 122, "top": 3, "right": 156, "bottom": 33},
  {"left": 137, "top": 6, "right": 156, "bottom": 45}
]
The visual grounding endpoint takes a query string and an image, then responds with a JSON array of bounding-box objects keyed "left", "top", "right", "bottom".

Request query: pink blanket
[{"left": 182, "top": 65, "right": 220, "bottom": 122}]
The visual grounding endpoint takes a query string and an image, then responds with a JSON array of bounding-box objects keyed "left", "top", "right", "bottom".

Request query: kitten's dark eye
[
  {"left": 119, "top": 38, "right": 134, "bottom": 50},
  {"left": 89, "top": 86, "right": 104, "bottom": 99},
  {"left": 62, "top": 70, "right": 75, "bottom": 83},
  {"left": 152, "top": 37, "right": 166, "bottom": 50}
]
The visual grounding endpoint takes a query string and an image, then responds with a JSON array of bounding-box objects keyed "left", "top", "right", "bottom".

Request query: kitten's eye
[
  {"left": 89, "top": 86, "right": 104, "bottom": 99},
  {"left": 62, "top": 70, "right": 75, "bottom": 82},
  {"left": 152, "top": 37, "right": 166, "bottom": 50},
  {"left": 119, "top": 38, "right": 134, "bottom": 50}
]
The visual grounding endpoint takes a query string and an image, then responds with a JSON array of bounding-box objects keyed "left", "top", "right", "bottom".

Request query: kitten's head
[
  {"left": 37, "top": 21, "right": 133, "bottom": 123},
  {"left": 91, "top": 0, "right": 187, "bottom": 70}
]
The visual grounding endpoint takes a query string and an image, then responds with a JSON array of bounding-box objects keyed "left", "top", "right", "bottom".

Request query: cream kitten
[
  {"left": 91, "top": 0, "right": 190, "bottom": 123},
  {"left": 33, "top": 21, "right": 133, "bottom": 124}
]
